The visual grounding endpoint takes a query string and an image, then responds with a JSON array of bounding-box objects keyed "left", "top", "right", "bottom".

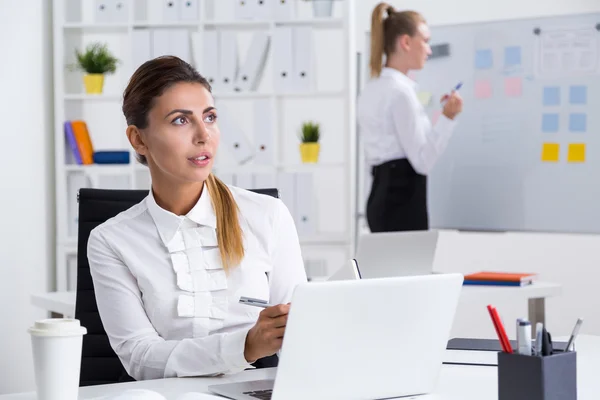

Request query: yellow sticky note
[
  {"left": 568, "top": 143, "right": 586, "bottom": 163},
  {"left": 417, "top": 91, "right": 432, "bottom": 106},
  {"left": 541, "top": 143, "right": 560, "bottom": 162}
]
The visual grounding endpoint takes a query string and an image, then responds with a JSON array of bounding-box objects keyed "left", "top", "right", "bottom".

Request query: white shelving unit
[{"left": 52, "top": 0, "right": 356, "bottom": 291}]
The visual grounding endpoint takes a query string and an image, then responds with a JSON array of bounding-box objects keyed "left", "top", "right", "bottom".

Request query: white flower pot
[{"left": 312, "top": 0, "right": 334, "bottom": 18}]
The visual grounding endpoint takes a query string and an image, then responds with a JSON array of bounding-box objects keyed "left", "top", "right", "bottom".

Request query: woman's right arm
[{"left": 87, "top": 228, "right": 254, "bottom": 381}]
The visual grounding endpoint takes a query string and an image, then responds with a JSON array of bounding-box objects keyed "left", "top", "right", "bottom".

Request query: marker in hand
[{"left": 441, "top": 81, "right": 463, "bottom": 103}]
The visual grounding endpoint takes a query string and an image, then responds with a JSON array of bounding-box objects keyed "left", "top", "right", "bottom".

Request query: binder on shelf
[
  {"left": 234, "top": 0, "right": 253, "bottom": 20},
  {"left": 94, "top": 0, "right": 112, "bottom": 23},
  {"left": 218, "top": 31, "right": 239, "bottom": 92},
  {"left": 111, "top": 0, "right": 129, "bottom": 23},
  {"left": 253, "top": 99, "right": 274, "bottom": 164},
  {"left": 214, "top": 102, "right": 255, "bottom": 164},
  {"left": 70, "top": 121, "right": 95, "bottom": 165},
  {"left": 132, "top": 29, "right": 152, "bottom": 70},
  {"left": 252, "top": 0, "right": 273, "bottom": 20},
  {"left": 147, "top": 0, "right": 163, "bottom": 22},
  {"left": 161, "top": 0, "right": 180, "bottom": 22},
  {"left": 295, "top": 172, "right": 315, "bottom": 236},
  {"left": 277, "top": 172, "right": 296, "bottom": 223},
  {"left": 151, "top": 29, "right": 171, "bottom": 58},
  {"left": 234, "top": 31, "right": 270, "bottom": 92},
  {"left": 273, "top": 0, "right": 294, "bottom": 21},
  {"left": 169, "top": 29, "right": 191, "bottom": 64},
  {"left": 64, "top": 121, "right": 82, "bottom": 165},
  {"left": 292, "top": 27, "right": 314, "bottom": 92},
  {"left": 178, "top": 0, "right": 199, "bottom": 21},
  {"left": 198, "top": 31, "right": 219, "bottom": 87},
  {"left": 93, "top": 151, "right": 130, "bottom": 164},
  {"left": 235, "top": 173, "right": 254, "bottom": 189},
  {"left": 272, "top": 26, "right": 294, "bottom": 93}
]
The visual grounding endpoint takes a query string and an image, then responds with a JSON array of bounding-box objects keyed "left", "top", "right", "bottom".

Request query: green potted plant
[
  {"left": 299, "top": 121, "right": 321, "bottom": 163},
  {"left": 72, "top": 42, "right": 119, "bottom": 94}
]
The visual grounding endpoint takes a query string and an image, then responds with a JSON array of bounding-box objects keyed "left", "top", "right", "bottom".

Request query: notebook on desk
[{"left": 444, "top": 338, "right": 569, "bottom": 366}]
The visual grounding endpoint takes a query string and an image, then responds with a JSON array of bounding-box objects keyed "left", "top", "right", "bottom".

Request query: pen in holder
[{"left": 497, "top": 350, "right": 577, "bottom": 400}]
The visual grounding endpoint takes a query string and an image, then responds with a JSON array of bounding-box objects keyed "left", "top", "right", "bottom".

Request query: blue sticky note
[
  {"left": 505, "top": 46, "right": 522, "bottom": 66},
  {"left": 569, "top": 86, "right": 587, "bottom": 105},
  {"left": 543, "top": 87, "right": 560, "bottom": 106},
  {"left": 542, "top": 114, "right": 559, "bottom": 133},
  {"left": 475, "top": 49, "right": 493, "bottom": 69},
  {"left": 569, "top": 113, "right": 587, "bottom": 132}
]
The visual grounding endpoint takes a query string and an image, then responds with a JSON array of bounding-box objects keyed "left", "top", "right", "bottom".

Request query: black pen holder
[{"left": 498, "top": 351, "right": 577, "bottom": 400}]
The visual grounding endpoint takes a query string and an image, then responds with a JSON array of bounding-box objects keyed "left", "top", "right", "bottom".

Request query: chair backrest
[{"left": 75, "top": 187, "right": 280, "bottom": 386}]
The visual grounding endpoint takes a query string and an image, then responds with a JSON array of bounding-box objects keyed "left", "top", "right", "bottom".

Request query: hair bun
[{"left": 386, "top": 6, "right": 395, "bottom": 16}]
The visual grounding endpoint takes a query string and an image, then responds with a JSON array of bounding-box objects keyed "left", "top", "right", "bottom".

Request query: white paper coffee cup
[{"left": 28, "top": 319, "right": 87, "bottom": 400}]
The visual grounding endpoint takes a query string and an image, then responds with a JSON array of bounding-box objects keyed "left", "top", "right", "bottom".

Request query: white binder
[
  {"left": 94, "top": 0, "right": 111, "bottom": 23},
  {"left": 214, "top": 102, "right": 255, "bottom": 164},
  {"left": 292, "top": 27, "right": 314, "bottom": 92},
  {"left": 277, "top": 172, "right": 296, "bottom": 222},
  {"left": 272, "top": 27, "right": 294, "bottom": 93},
  {"left": 273, "top": 0, "right": 294, "bottom": 20},
  {"left": 131, "top": 29, "right": 152, "bottom": 70},
  {"left": 178, "top": 0, "right": 199, "bottom": 21},
  {"left": 200, "top": 31, "right": 219, "bottom": 88},
  {"left": 235, "top": 173, "right": 254, "bottom": 189},
  {"left": 162, "top": 0, "right": 180, "bottom": 21},
  {"left": 169, "top": 29, "right": 191, "bottom": 64},
  {"left": 254, "top": 172, "right": 277, "bottom": 189},
  {"left": 252, "top": 0, "right": 273, "bottom": 20},
  {"left": 218, "top": 31, "right": 239, "bottom": 93},
  {"left": 295, "top": 172, "right": 315, "bottom": 236},
  {"left": 234, "top": 0, "right": 253, "bottom": 20},
  {"left": 111, "top": 0, "right": 129, "bottom": 23},
  {"left": 234, "top": 31, "right": 270, "bottom": 92},
  {"left": 151, "top": 29, "right": 171, "bottom": 58},
  {"left": 253, "top": 99, "right": 274, "bottom": 164}
]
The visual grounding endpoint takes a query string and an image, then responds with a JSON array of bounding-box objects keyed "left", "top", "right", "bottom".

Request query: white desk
[
  {"left": 2, "top": 335, "right": 598, "bottom": 400},
  {"left": 31, "top": 282, "right": 562, "bottom": 326}
]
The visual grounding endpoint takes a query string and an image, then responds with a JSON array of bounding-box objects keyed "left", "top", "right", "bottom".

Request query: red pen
[{"left": 487, "top": 305, "right": 513, "bottom": 353}]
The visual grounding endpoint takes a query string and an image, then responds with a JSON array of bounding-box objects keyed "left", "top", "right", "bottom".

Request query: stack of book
[{"left": 463, "top": 271, "right": 537, "bottom": 287}]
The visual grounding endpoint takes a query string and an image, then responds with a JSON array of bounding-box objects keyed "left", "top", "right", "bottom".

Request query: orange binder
[
  {"left": 71, "top": 120, "right": 94, "bottom": 165},
  {"left": 463, "top": 271, "right": 536, "bottom": 283}
]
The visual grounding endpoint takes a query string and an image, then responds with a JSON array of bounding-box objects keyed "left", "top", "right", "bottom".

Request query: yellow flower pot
[
  {"left": 83, "top": 74, "right": 105, "bottom": 94},
  {"left": 300, "top": 143, "right": 320, "bottom": 163}
]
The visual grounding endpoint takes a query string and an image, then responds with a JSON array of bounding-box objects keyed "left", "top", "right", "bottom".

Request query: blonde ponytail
[
  {"left": 370, "top": 2, "right": 391, "bottom": 78},
  {"left": 206, "top": 174, "right": 244, "bottom": 272},
  {"left": 369, "top": 3, "right": 426, "bottom": 78}
]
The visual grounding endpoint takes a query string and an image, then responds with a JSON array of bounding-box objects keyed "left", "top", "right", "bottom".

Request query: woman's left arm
[{"left": 267, "top": 199, "right": 308, "bottom": 304}]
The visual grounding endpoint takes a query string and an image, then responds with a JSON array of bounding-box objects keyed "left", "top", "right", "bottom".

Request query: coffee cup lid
[{"left": 28, "top": 318, "right": 87, "bottom": 337}]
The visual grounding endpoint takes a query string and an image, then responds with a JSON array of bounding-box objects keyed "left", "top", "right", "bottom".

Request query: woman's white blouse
[{"left": 87, "top": 185, "right": 307, "bottom": 381}]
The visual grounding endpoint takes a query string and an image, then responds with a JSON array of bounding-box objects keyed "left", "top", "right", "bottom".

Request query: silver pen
[
  {"left": 239, "top": 296, "right": 272, "bottom": 309},
  {"left": 565, "top": 318, "right": 584, "bottom": 352}
]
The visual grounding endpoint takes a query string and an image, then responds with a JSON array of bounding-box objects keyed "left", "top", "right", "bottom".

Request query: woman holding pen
[{"left": 358, "top": 2, "right": 464, "bottom": 232}]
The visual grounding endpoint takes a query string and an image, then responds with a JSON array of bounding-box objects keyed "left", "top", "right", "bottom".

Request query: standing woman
[{"left": 358, "top": 2, "right": 463, "bottom": 232}]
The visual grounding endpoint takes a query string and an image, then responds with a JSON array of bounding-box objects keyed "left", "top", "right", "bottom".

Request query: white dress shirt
[
  {"left": 357, "top": 67, "right": 458, "bottom": 175},
  {"left": 87, "top": 185, "right": 307, "bottom": 381}
]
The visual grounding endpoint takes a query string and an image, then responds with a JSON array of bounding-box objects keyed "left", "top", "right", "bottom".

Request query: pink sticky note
[
  {"left": 505, "top": 77, "right": 522, "bottom": 97},
  {"left": 432, "top": 109, "right": 442, "bottom": 125},
  {"left": 475, "top": 80, "right": 492, "bottom": 99}
]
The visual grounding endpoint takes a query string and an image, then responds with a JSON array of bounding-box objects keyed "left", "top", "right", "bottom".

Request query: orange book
[
  {"left": 70, "top": 120, "right": 94, "bottom": 165},
  {"left": 463, "top": 271, "right": 536, "bottom": 283}
]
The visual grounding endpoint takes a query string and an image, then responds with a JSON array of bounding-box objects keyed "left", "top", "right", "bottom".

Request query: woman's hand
[
  {"left": 441, "top": 91, "right": 464, "bottom": 120},
  {"left": 244, "top": 304, "right": 290, "bottom": 363}
]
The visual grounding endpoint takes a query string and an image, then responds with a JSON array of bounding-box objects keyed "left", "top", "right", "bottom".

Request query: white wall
[
  {"left": 356, "top": 0, "right": 600, "bottom": 339},
  {"left": 0, "top": 0, "right": 54, "bottom": 394}
]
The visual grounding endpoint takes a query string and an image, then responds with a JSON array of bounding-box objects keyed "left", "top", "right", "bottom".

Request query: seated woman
[{"left": 87, "top": 56, "right": 307, "bottom": 381}]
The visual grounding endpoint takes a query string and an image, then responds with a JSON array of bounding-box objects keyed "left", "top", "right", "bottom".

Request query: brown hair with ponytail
[
  {"left": 122, "top": 56, "right": 244, "bottom": 271},
  {"left": 370, "top": 2, "right": 425, "bottom": 77}
]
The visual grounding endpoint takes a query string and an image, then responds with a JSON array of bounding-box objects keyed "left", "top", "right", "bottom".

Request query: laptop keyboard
[{"left": 243, "top": 389, "right": 273, "bottom": 399}]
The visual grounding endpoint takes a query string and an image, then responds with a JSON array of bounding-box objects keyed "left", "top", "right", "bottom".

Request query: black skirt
[{"left": 366, "top": 158, "right": 428, "bottom": 232}]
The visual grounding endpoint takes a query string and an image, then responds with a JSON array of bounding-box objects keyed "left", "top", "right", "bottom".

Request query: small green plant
[
  {"left": 299, "top": 121, "right": 320, "bottom": 143},
  {"left": 72, "top": 42, "right": 119, "bottom": 74}
]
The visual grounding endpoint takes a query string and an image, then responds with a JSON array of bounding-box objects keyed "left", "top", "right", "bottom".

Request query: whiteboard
[{"left": 368, "top": 13, "right": 600, "bottom": 234}]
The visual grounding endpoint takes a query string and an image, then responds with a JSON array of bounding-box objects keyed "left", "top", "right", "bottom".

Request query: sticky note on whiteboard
[
  {"left": 417, "top": 91, "right": 433, "bottom": 106},
  {"left": 475, "top": 79, "right": 493, "bottom": 99},
  {"left": 504, "top": 77, "right": 522, "bottom": 97},
  {"left": 475, "top": 49, "right": 493, "bottom": 69},
  {"left": 541, "top": 143, "right": 560, "bottom": 162},
  {"left": 567, "top": 143, "right": 585, "bottom": 163}
]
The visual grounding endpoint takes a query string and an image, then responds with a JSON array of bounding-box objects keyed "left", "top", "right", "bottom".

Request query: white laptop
[
  {"left": 208, "top": 273, "right": 464, "bottom": 400},
  {"left": 355, "top": 230, "right": 439, "bottom": 279}
]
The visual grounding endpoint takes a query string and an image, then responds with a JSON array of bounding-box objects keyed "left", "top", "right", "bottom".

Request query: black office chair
[{"left": 75, "top": 187, "right": 280, "bottom": 386}]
